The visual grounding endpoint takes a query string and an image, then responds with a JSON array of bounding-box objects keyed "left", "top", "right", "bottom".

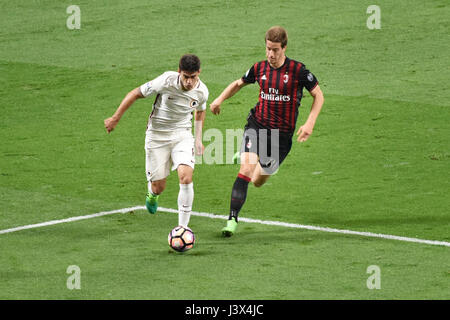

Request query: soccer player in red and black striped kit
[{"left": 210, "top": 26, "right": 324, "bottom": 236}]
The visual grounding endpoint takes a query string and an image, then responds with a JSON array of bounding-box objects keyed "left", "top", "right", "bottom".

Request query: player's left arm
[
  {"left": 194, "top": 110, "right": 206, "bottom": 155},
  {"left": 296, "top": 85, "right": 324, "bottom": 142}
]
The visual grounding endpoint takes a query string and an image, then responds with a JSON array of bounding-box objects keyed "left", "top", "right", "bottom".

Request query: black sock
[{"left": 229, "top": 173, "right": 251, "bottom": 222}]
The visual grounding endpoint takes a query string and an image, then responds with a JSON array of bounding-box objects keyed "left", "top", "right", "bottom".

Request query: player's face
[
  {"left": 265, "top": 40, "right": 286, "bottom": 68},
  {"left": 179, "top": 70, "right": 200, "bottom": 91}
]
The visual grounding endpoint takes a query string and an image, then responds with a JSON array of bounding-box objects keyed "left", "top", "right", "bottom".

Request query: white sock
[{"left": 178, "top": 183, "right": 194, "bottom": 227}]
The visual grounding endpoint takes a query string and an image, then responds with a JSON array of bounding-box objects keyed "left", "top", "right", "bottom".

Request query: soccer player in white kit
[{"left": 104, "top": 54, "right": 208, "bottom": 227}]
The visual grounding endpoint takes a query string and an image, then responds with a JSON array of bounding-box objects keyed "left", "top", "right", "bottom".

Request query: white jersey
[{"left": 140, "top": 71, "right": 208, "bottom": 132}]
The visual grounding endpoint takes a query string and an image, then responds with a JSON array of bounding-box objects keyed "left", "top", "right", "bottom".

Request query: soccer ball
[{"left": 168, "top": 226, "right": 195, "bottom": 252}]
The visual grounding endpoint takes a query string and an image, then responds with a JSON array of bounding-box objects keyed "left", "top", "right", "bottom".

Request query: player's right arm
[
  {"left": 104, "top": 73, "right": 167, "bottom": 133},
  {"left": 104, "top": 87, "right": 144, "bottom": 133},
  {"left": 210, "top": 78, "right": 248, "bottom": 115}
]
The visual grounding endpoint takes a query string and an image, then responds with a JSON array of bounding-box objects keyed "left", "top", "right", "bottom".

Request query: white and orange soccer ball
[{"left": 168, "top": 226, "right": 195, "bottom": 252}]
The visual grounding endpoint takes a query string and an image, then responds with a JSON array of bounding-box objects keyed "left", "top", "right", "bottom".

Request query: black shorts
[{"left": 239, "top": 115, "right": 293, "bottom": 174}]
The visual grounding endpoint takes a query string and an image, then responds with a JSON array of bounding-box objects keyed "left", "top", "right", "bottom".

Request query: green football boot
[
  {"left": 232, "top": 151, "right": 241, "bottom": 164},
  {"left": 145, "top": 192, "right": 159, "bottom": 214},
  {"left": 222, "top": 217, "right": 238, "bottom": 237}
]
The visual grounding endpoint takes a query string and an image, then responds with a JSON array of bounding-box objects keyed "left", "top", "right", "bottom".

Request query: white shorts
[{"left": 145, "top": 129, "right": 195, "bottom": 182}]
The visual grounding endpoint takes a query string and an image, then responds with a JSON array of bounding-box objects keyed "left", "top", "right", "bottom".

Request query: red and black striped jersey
[{"left": 241, "top": 57, "right": 318, "bottom": 134}]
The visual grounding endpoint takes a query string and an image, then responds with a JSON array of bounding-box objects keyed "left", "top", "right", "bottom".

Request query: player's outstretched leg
[{"left": 222, "top": 173, "right": 251, "bottom": 237}]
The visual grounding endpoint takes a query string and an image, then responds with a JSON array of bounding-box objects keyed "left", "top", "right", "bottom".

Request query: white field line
[
  {"left": 0, "top": 206, "right": 145, "bottom": 235},
  {"left": 0, "top": 206, "right": 449, "bottom": 248}
]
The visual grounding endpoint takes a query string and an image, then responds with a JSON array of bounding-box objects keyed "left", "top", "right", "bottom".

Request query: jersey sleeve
[
  {"left": 199, "top": 88, "right": 209, "bottom": 111},
  {"left": 298, "top": 65, "right": 319, "bottom": 92},
  {"left": 139, "top": 73, "right": 168, "bottom": 98},
  {"left": 241, "top": 65, "right": 256, "bottom": 84}
]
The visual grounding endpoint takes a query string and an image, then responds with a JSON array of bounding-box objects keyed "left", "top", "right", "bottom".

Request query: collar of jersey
[{"left": 268, "top": 56, "right": 289, "bottom": 70}]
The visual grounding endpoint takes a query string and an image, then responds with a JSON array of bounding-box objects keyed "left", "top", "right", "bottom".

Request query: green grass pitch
[{"left": 0, "top": 0, "right": 449, "bottom": 300}]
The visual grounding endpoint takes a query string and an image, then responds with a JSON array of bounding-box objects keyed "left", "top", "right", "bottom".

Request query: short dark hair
[
  {"left": 265, "top": 26, "right": 288, "bottom": 48},
  {"left": 179, "top": 54, "right": 201, "bottom": 72}
]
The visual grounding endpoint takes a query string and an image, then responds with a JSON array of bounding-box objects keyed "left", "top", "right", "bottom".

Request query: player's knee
[
  {"left": 179, "top": 175, "right": 193, "bottom": 185},
  {"left": 180, "top": 176, "right": 192, "bottom": 184},
  {"left": 252, "top": 179, "right": 265, "bottom": 188},
  {"left": 239, "top": 166, "right": 254, "bottom": 179},
  {"left": 177, "top": 164, "right": 193, "bottom": 185},
  {"left": 252, "top": 173, "right": 270, "bottom": 188}
]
